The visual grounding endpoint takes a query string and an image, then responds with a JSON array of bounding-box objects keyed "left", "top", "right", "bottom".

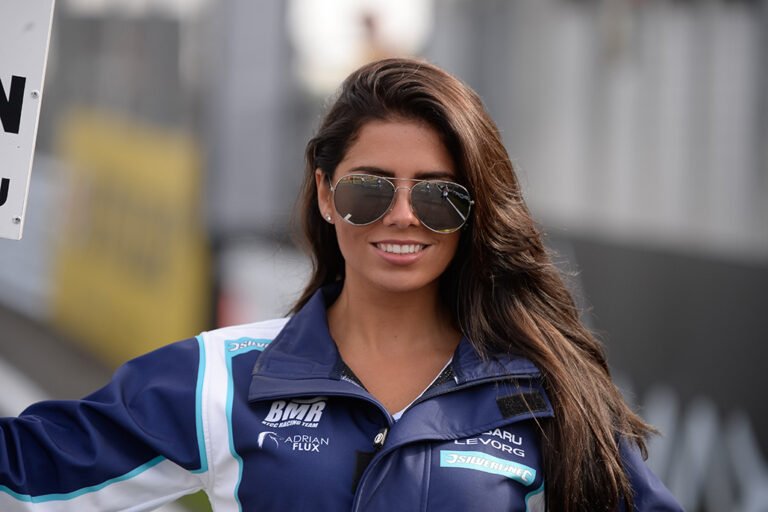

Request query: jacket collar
[{"left": 249, "top": 284, "right": 541, "bottom": 402}]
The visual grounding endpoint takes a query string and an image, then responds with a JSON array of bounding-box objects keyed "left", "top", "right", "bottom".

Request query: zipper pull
[
  {"left": 373, "top": 427, "right": 388, "bottom": 450},
  {"left": 352, "top": 430, "right": 387, "bottom": 494}
]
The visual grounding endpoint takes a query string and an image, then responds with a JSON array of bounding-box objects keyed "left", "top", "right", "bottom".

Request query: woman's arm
[
  {"left": 0, "top": 338, "right": 207, "bottom": 511},
  {"left": 620, "top": 437, "right": 684, "bottom": 512}
]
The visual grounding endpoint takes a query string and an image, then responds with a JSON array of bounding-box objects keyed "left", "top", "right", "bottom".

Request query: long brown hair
[{"left": 292, "top": 58, "right": 653, "bottom": 511}]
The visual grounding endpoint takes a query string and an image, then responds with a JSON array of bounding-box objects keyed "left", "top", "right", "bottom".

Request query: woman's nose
[{"left": 382, "top": 187, "right": 420, "bottom": 228}]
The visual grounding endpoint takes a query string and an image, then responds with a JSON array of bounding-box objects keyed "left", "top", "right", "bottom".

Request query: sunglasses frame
[{"left": 328, "top": 173, "right": 474, "bottom": 234}]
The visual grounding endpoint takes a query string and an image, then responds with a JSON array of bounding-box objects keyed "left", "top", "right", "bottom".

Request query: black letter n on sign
[
  {"left": 0, "top": 178, "right": 9, "bottom": 207},
  {"left": 0, "top": 76, "right": 26, "bottom": 134}
]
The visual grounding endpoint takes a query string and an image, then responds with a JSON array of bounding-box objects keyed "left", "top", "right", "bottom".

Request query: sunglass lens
[
  {"left": 333, "top": 175, "right": 394, "bottom": 225},
  {"left": 411, "top": 181, "right": 472, "bottom": 232}
]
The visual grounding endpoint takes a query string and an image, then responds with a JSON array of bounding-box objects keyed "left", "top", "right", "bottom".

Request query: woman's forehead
[{"left": 335, "top": 119, "right": 456, "bottom": 180}]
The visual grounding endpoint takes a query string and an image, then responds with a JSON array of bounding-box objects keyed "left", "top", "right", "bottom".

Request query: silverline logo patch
[
  {"left": 440, "top": 450, "right": 536, "bottom": 486},
  {"left": 262, "top": 397, "right": 327, "bottom": 428},
  {"left": 226, "top": 337, "right": 271, "bottom": 353}
]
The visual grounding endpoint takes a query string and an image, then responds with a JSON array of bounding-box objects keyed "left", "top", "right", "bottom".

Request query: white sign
[{"left": 0, "top": 0, "right": 56, "bottom": 240}]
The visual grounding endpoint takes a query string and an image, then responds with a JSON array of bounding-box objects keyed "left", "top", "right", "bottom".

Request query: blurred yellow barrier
[{"left": 53, "top": 109, "right": 209, "bottom": 367}]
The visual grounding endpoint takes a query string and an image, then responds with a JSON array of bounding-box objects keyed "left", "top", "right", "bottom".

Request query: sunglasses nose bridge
[
  {"left": 383, "top": 184, "right": 418, "bottom": 224},
  {"left": 393, "top": 184, "right": 418, "bottom": 207}
]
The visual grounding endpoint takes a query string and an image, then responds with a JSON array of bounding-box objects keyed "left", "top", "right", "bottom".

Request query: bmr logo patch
[{"left": 262, "top": 397, "right": 327, "bottom": 428}]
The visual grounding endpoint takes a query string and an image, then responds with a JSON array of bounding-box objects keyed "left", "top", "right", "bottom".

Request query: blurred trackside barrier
[{"left": 51, "top": 109, "right": 210, "bottom": 366}]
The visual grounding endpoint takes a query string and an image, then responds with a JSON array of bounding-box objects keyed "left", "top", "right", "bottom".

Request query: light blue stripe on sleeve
[
  {"left": 525, "top": 481, "right": 545, "bottom": 511},
  {"left": 0, "top": 456, "right": 165, "bottom": 503},
  {"left": 193, "top": 335, "right": 208, "bottom": 474},
  {"left": 225, "top": 337, "right": 273, "bottom": 512}
]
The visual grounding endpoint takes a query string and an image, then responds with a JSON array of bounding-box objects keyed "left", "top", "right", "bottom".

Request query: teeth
[{"left": 377, "top": 243, "right": 424, "bottom": 255}]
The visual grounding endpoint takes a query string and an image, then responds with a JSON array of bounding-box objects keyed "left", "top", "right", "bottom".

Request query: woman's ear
[{"left": 315, "top": 169, "right": 333, "bottom": 223}]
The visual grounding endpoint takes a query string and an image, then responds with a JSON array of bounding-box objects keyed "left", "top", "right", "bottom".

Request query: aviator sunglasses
[{"left": 329, "top": 174, "right": 474, "bottom": 233}]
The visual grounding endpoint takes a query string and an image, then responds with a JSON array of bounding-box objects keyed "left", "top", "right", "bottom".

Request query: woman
[{"left": 0, "top": 58, "right": 682, "bottom": 511}]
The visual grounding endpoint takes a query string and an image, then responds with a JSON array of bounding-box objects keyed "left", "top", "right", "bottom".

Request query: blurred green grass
[{"left": 177, "top": 491, "right": 213, "bottom": 511}]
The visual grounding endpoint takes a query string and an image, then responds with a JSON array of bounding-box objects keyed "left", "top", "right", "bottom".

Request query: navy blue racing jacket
[{"left": 0, "top": 286, "right": 683, "bottom": 511}]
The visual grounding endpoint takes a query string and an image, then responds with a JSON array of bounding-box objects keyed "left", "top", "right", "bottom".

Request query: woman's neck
[{"left": 327, "top": 279, "right": 459, "bottom": 359}]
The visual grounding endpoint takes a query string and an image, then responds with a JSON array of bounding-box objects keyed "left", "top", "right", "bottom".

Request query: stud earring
[{"left": 325, "top": 214, "right": 332, "bottom": 222}]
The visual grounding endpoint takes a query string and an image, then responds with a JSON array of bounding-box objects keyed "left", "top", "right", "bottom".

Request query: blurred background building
[{"left": 0, "top": 0, "right": 766, "bottom": 510}]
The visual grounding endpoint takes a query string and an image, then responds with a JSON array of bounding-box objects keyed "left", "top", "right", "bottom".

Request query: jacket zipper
[{"left": 350, "top": 373, "right": 539, "bottom": 511}]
